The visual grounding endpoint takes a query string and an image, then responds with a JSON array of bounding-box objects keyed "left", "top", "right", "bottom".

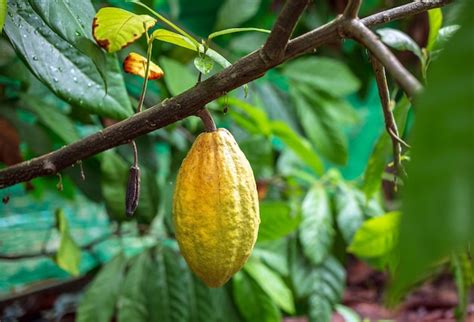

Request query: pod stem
[{"left": 196, "top": 108, "right": 217, "bottom": 132}]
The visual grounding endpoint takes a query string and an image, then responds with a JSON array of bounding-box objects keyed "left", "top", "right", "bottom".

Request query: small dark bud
[
  {"left": 125, "top": 165, "right": 141, "bottom": 217},
  {"left": 2, "top": 196, "right": 10, "bottom": 204}
]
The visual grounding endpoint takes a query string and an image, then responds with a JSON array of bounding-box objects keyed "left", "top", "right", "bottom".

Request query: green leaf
[
  {"left": 452, "top": 252, "right": 472, "bottom": 321},
  {"left": 244, "top": 257, "right": 295, "bottom": 314},
  {"left": 21, "top": 96, "right": 80, "bottom": 144},
  {"left": 77, "top": 253, "right": 128, "bottom": 322},
  {"left": 348, "top": 211, "right": 400, "bottom": 258},
  {"left": 194, "top": 55, "right": 214, "bottom": 74},
  {"left": 257, "top": 202, "right": 301, "bottom": 242},
  {"left": 53, "top": 209, "right": 81, "bottom": 276},
  {"left": 335, "top": 305, "right": 361, "bottom": 322},
  {"left": 270, "top": 121, "right": 324, "bottom": 175},
  {"left": 152, "top": 28, "right": 197, "bottom": 51},
  {"left": 233, "top": 271, "right": 281, "bottom": 322},
  {"left": 282, "top": 57, "right": 360, "bottom": 97},
  {"left": 208, "top": 27, "right": 270, "bottom": 40},
  {"left": 363, "top": 95, "right": 410, "bottom": 200},
  {"left": 226, "top": 97, "right": 271, "bottom": 136},
  {"left": 159, "top": 56, "right": 196, "bottom": 96},
  {"left": 215, "top": 0, "right": 262, "bottom": 29},
  {"left": 92, "top": 7, "right": 156, "bottom": 52},
  {"left": 292, "top": 85, "right": 350, "bottom": 165},
  {"left": 299, "top": 184, "right": 334, "bottom": 265},
  {"left": 334, "top": 184, "right": 365, "bottom": 244},
  {"left": 427, "top": 8, "right": 443, "bottom": 51},
  {"left": 432, "top": 25, "right": 460, "bottom": 53},
  {"left": 4, "top": 0, "right": 133, "bottom": 119},
  {"left": 393, "top": 0, "right": 474, "bottom": 298},
  {"left": 0, "top": 0, "right": 6, "bottom": 33},
  {"left": 376, "top": 28, "right": 423, "bottom": 60}
]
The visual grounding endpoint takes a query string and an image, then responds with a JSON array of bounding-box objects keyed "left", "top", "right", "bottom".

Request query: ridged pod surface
[{"left": 173, "top": 128, "right": 260, "bottom": 287}]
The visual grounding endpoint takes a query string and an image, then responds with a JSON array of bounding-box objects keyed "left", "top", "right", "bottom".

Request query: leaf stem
[{"left": 196, "top": 109, "right": 216, "bottom": 132}]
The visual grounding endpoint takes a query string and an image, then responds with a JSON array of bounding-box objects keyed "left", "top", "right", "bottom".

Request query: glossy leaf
[
  {"left": 348, "top": 211, "right": 400, "bottom": 258},
  {"left": 394, "top": 1, "right": 474, "bottom": 298},
  {"left": 271, "top": 121, "right": 324, "bottom": 175},
  {"left": 283, "top": 57, "right": 360, "bottom": 97},
  {"left": 427, "top": 8, "right": 443, "bottom": 51},
  {"left": 4, "top": 0, "right": 133, "bottom": 119},
  {"left": 257, "top": 202, "right": 301, "bottom": 242},
  {"left": 53, "top": 209, "right": 81, "bottom": 276},
  {"left": 299, "top": 184, "right": 334, "bottom": 265},
  {"left": 376, "top": 28, "right": 422, "bottom": 60},
  {"left": 233, "top": 271, "right": 281, "bottom": 322},
  {"left": 92, "top": 7, "right": 156, "bottom": 53},
  {"left": 77, "top": 253, "right": 127, "bottom": 322},
  {"left": 152, "top": 28, "right": 197, "bottom": 51},
  {"left": 215, "top": 0, "right": 262, "bottom": 29},
  {"left": 244, "top": 257, "right": 295, "bottom": 313},
  {"left": 194, "top": 55, "right": 214, "bottom": 74}
]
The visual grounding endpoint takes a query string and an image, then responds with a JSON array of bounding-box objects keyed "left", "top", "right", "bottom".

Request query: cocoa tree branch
[
  {"left": 0, "top": 0, "right": 452, "bottom": 189},
  {"left": 342, "top": 18, "right": 422, "bottom": 97},
  {"left": 343, "top": 0, "right": 362, "bottom": 19},
  {"left": 262, "top": 0, "right": 310, "bottom": 63},
  {"left": 370, "top": 55, "right": 402, "bottom": 174}
]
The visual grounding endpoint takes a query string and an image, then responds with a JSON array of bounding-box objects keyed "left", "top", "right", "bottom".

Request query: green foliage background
[{"left": 0, "top": 0, "right": 472, "bottom": 321}]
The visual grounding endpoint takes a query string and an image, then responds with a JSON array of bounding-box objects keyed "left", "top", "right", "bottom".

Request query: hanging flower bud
[{"left": 125, "top": 165, "right": 141, "bottom": 217}]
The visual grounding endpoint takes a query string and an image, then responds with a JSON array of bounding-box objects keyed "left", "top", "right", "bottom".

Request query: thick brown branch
[
  {"left": 262, "top": 0, "right": 310, "bottom": 63},
  {"left": 343, "top": 19, "right": 422, "bottom": 97},
  {"left": 370, "top": 55, "right": 402, "bottom": 174},
  {"left": 343, "top": 0, "right": 362, "bottom": 18},
  {"left": 0, "top": 0, "right": 452, "bottom": 189}
]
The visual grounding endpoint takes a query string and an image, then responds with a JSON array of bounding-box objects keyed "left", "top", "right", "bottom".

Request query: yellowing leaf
[
  {"left": 93, "top": 7, "right": 156, "bottom": 52},
  {"left": 123, "top": 52, "right": 164, "bottom": 79},
  {"left": 54, "top": 209, "right": 81, "bottom": 276}
]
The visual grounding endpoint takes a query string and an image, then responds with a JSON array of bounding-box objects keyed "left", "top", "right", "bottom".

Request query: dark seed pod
[{"left": 125, "top": 165, "right": 141, "bottom": 217}]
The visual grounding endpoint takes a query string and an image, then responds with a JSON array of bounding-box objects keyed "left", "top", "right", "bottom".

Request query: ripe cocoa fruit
[{"left": 173, "top": 128, "right": 260, "bottom": 287}]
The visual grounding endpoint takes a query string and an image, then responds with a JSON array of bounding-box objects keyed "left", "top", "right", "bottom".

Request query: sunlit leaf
[
  {"left": 123, "top": 52, "right": 164, "bottom": 79},
  {"left": 53, "top": 209, "right": 81, "bottom": 276},
  {"left": 208, "top": 27, "right": 270, "bottom": 40},
  {"left": 0, "top": 0, "right": 6, "bottom": 33},
  {"left": 152, "top": 28, "right": 197, "bottom": 51},
  {"left": 427, "top": 8, "right": 443, "bottom": 51},
  {"left": 92, "top": 7, "right": 156, "bottom": 52}
]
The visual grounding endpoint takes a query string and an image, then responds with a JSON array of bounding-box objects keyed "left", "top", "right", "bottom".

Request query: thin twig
[
  {"left": 136, "top": 37, "right": 154, "bottom": 113},
  {"left": 343, "top": 0, "right": 362, "bottom": 18},
  {"left": 262, "top": 0, "right": 310, "bottom": 63},
  {"left": 131, "top": 140, "right": 139, "bottom": 167},
  {"left": 0, "top": 0, "right": 453, "bottom": 189},
  {"left": 370, "top": 55, "right": 402, "bottom": 175},
  {"left": 343, "top": 19, "right": 422, "bottom": 97}
]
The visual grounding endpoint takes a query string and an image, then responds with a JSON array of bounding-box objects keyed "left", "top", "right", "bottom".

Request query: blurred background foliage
[{"left": 0, "top": 0, "right": 472, "bottom": 321}]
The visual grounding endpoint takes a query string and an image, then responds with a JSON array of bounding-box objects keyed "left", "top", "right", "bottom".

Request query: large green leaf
[
  {"left": 215, "top": 0, "right": 262, "bottom": 29},
  {"left": 299, "top": 184, "right": 334, "bottom": 265},
  {"left": 257, "top": 201, "right": 301, "bottom": 242},
  {"left": 77, "top": 253, "right": 128, "bottom": 322},
  {"left": 233, "top": 270, "right": 281, "bottom": 322},
  {"left": 282, "top": 57, "right": 360, "bottom": 97},
  {"left": 93, "top": 7, "right": 156, "bottom": 53},
  {"left": 4, "top": 0, "right": 133, "bottom": 119},
  {"left": 393, "top": 0, "right": 474, "bottom": 298},
  {"left": 271, "top": 121, "right": 324, "bottom": 175},
  {"left": 244, "top": 257, "right": 295, "bottom": 314},
  {"left": 53, "top": 209, "right": 81, "bottom": 276}
]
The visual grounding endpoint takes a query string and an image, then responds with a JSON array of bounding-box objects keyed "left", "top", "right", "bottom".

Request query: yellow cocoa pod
[{"left": 173, "top": 128, "right": 260, "bottom": 288}]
